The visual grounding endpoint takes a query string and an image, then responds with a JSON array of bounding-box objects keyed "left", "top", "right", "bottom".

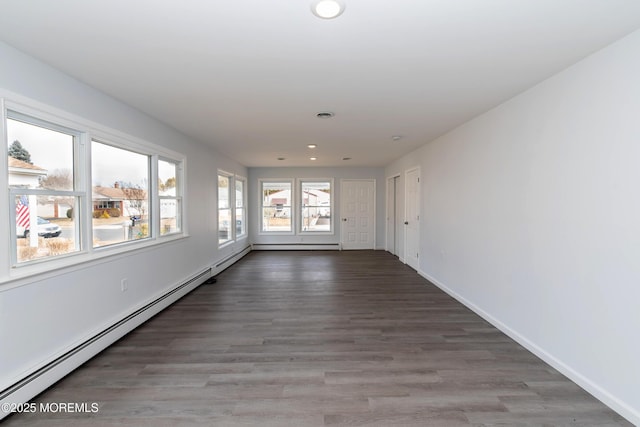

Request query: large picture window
[
  {"left": 261, "top": 181, "right": 293, "bottom": 233},
  {"left": 92, "top": 140, "right": 150, "bottom": 247},
  {"left": 300, "top": 180, "right": 332, "bottom": 233}
]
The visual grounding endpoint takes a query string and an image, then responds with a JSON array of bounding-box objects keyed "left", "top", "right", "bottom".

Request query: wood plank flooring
[{"left": 4, "top": 250, "right": 632, "bottom": 426}]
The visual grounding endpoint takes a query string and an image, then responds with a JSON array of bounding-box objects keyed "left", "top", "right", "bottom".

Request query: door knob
[{"left": 404, "top": 221, "right": 409, "bottom": 225}]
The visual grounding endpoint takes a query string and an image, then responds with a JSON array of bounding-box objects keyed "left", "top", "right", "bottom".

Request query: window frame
[
  {"left": 259, "top": 179, "right": 295, "bottom": 235},
  {"left": 6, "top": 109, "right": 86, "bottom": 266},
  {"left": 298, "top": 178, "right": 334, "bottom": 235},
  {"left": 217, "top": 170, "right": 233, "bottom": 247},
  {"left": 91, "top": 138, "right": 153, "bottom": 247},
  {"left": 235, "top": 175, "right": 247, "bottom": 240},
  {"left": 1, "top": 96, "right": 187, "bottom": 283},
  {"left": 157, "top": 157, "right": 183, "bottom": 237}
]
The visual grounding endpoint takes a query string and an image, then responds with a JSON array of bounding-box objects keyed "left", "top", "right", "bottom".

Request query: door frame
[
  {"left": 404, "top": 167, "right": 420, "bottom": 270},
  {"left": 386, "top": 174, "right": 400, "bottom": 255}
]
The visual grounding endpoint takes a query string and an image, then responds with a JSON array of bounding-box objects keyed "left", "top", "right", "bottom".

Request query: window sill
[{"left": 1, "top": 233, "right": 189, "bottom": 291}]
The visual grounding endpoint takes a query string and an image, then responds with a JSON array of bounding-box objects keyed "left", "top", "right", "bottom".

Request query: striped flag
[{"left": 16, "top": 195, "right": 30, "bottom": 229}]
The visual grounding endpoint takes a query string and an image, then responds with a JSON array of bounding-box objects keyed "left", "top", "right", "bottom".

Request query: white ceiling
[{"left": 1, "top": 0, "right": 640, "bottom": 167}]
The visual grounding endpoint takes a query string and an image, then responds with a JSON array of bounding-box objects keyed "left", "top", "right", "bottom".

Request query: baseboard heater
[
  {"left": 0, "top": 268, "right": 211, "bottom": 417},
  {"left": 252, "top": 243, "right": 341, "bottom": 251}
]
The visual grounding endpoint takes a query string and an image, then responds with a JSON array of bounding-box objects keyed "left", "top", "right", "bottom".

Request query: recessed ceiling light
[
  {"left": 277, "top": 157, "right": 286, "bottom": 161},
  {"left": 310, "top": 157, "right": 317, "bottom": 161},
  {"left": 316, "top": 111, "right": 335, "bottom": 119},
  {"left": 311, "top": 0, "right": 345, "bottom": 19},
  {"left": 307, "top": 144, "right": 318, "bottom": 149},
  {"left": 392, "top": 135, "right": 402, "bottom": 141}
]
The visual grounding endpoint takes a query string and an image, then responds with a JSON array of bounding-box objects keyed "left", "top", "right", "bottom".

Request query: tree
[
  {"left": 40, "top": 169, "right": 75, "bottom": 218},
  {"left": 121, "top": 183, "right": 148, "bottom": 219},
  {"left": 164, "top": 177, "right": 176, "bottom": 189},
  {"left": 157, "top": 177, "right": 175, "bottom": 193},
  {"left": 8, "top": 140, "right": 32, "bottom": 164},
  {"left": 40, "top": 169, "right": 73, "bottom": 190}
]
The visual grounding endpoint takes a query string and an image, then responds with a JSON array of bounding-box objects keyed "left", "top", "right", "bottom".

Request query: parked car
[{"left": 17, "top": 217, "right": 62, "bottom": 238}]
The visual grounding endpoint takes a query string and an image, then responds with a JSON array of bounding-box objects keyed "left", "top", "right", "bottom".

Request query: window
[
  {"left": 159, "top": 159, "right": 182, "bottom": 235},
  {"left": 7, "top": 113, "right": 81, "bottom": 264},
  {"left": 3, "top": 100, "right": 186, "bottom": 276},
  {"left": 218, "top": 173, "right": 231, "bottom": 245},
  {"left": 92, "top": 140, "right": 150, "bottom": 247},
  {"left": 218, "top": 173, "right": 245, "bottom": 245},
  {"left": 261, "top": 181, "right": 293, "bottom": 233},
  {"left": 235, "top": 177, "right": 246, "bottom": 238},
  {"left": 300, "top": 180, "right": 332, "bottom": 233}
]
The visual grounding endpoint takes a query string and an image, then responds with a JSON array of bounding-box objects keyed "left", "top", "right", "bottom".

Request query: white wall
[
  {"left": 0, "top": 42, "right": 248, "bottom": 404},
  {"left": 249, "top": 167, "right": 386, "bottom": 248},
  {"left": 386, "top": 30, "right": 640, "bottom": 424}
]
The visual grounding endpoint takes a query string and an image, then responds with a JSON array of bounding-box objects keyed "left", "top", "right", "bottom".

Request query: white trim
[
  {"left": 252, "top": 243, "right": 340, "bottom": 251},
  {"left": 298, "top": 177, "right": 335, "bottom": 236},
  {"left": 385, "top": 173, "right": 401, "bottom": 255},
  {"left": 0, "top": 98, "right": 9, "bottom": 278},
  {"left": 157, "top": 156, "right": 184, "bottom": 237},
  {"left": 258, "top": 178, "right": 295, "bottom": 235},
  {"left": 217, "top": 171, "right": 234, "bottom": 246},
  {"left": 234, "top": 174, "right": 248, "bottom": 239}
]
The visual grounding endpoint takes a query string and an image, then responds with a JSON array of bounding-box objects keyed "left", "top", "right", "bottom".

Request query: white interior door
[
  {"left": 404, "top": 168, "right": 420, "bottom": 270},
  {"left": 340, "top": 179, "right": 375, "bottom": 250}
]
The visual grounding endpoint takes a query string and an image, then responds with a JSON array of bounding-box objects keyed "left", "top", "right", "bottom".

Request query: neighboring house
[
  {"left": 8, "top": 157, "right": 73, "bottom": 218},
  {"left": 301, "top": 188, "right": 330, "bottom": 212},
  {"left": 265, "top": 189, "right": 291, "bottom": 217},
  {"left": 37, "top": 199, "right": 73, "bottom": 219},
  {"left": 7, "top": 156, "right": 46, "bottom": 188},
  {"left": 92, "top": 182, "right": 147, "bottom": 217},
  {"left": 264, "top": 188, "right": 329, "bottom": 232},
  {"left": 8, "top": 159, "right": 147, "bottom": 219},
  {"left": 266, "top": 188, "right": 329, "bottom": 209}
]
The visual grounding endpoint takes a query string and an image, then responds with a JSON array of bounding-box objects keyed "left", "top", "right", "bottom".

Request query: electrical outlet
[{"left": 121, "top": 278, "right": 128, "bottom": 292}]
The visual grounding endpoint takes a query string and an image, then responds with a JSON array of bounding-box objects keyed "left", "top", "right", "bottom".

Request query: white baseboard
[
  {"left": 252, "top": 243, "right": 341, "bottom": 251},
  {"left": 417, "top": 268, "right": 639, "bottom": 426}
]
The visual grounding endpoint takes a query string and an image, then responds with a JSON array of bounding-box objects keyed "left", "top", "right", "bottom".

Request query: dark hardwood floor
[{"left": 4, "top": 251, "right": 631, "bottom": 426}]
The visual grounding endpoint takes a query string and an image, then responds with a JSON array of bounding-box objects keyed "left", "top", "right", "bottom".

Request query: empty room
[{"left": 1, "top": 1, "right": 639, "bottom": 425}]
